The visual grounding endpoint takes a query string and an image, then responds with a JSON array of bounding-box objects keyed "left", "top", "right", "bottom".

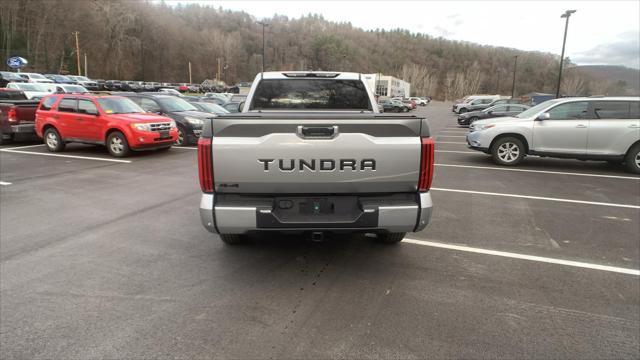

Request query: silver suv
[{"left": 466, "top": 97, "right": 640, "bottom": 173}]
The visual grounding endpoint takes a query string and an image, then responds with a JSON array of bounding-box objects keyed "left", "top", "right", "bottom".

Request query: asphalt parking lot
[{"left": 1, "top": 102, "right": 638, "bottom": 359}]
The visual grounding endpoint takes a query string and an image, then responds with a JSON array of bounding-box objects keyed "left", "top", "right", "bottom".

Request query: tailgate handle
[{"left": 297, "top": 126, "right": 338, "bottom": 139}]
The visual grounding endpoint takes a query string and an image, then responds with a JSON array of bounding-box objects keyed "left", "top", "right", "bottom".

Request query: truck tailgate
[{"left": 209, "top": 114, "right": 427, "bottom": 194}]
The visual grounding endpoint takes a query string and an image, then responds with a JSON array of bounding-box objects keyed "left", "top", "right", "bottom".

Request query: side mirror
[
  {"left": 537, "top": 112, "right": 550, "bottom": 121},
  {"left": 238, "top": 102, "right": 245, "bottom": 112}
]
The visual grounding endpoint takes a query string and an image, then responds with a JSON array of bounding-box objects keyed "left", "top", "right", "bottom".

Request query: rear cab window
[{"left": 250, "top": 79, "right": 372, "bottom": 111}]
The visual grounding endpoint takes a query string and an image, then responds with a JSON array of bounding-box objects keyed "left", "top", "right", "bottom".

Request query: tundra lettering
[{"left": 258, "top": 158, "right": 377, "bottom": 172}]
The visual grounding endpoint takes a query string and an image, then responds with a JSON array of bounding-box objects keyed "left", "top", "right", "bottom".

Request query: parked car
[
  {"left": 0, "top": 71, "right": 27, "bottom": 87},
  {"left": 409, "top": 97, "right": 428, "bottom": 106},
  {"left": 467, "top": 97, "right": 640, "bottom": 173},
  {"left": 158, "top": 88, "right": 182, "bottom": 96},
  {"left": 44, "top": 74, "right": 77, "bottom": 84},
  {"left": 378, "top": 99, "right": 404, "bottom": 112},
  {"left": 120, "top": 93, "right": 214, "bottom": 146},
  {"left": 35, "top": 94, "right": 178, "bottom": 157},
  {"left": 486, "top": 98, "right": 520, "bottom": 107},
  {"left": 452, "top": 94, "right": 499, "bottom": 112},
  {"left": 178, "top": 83, "right": 190, "bottom": 92},
  {"left": 104, "top": 80, "right": 122, "bottom": 91},
  {"left": 53, "top": 84, "right": 90, "bottom": 94},
  {"left": 458, "top": 104, "right": 530, "bottom": 125},
  {"left": 93, "top": 79, "right": 106, "bottom": 90},
  {"left": 229, "top": 94, "right": 247, "bottom": 102},
  {"left": 188, "top": 101, "right": 230, "bottom": 115},
  {"left": 66, "top": 75, "right": 99, "bottom": 90},
  {"left": 402, "top": 99, "right": 417, "bottom": 110},
  {"left": 18, "top": 73, "right": 54, "bottom": 84},
  {"left": 454, "top": 95, "right": 501, "bottom": 114},
  {"left": 0, "top": 89, "right": 39, "bottom": 144},
  {"left": 5, "top": 82, "right": 50, "bottom": 100}
]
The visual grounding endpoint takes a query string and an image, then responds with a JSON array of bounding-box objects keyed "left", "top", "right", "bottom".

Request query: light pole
[
  {"left": 511, "top": 55, "right": 518, "bottom": 98},
  {"left": 257, "top": 21, "right": 269, "bottom": 73},
  {"left": 556, "top": 9, "right": 576, "bottom": 98}
]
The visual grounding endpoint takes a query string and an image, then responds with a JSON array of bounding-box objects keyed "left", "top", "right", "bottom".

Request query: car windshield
[
  {"left": 156, "top": 96, "right": 197, "bottom": 112},
  {"left": 75, "top": 76, "right": 90, "bottom": 81},
  {"left": 194, "top": 102, "right": 229, "bottom": 114},
  {"left": 63, "top": 85, "right": 88, "bottom": 93},
  {"left": 97, "top": 97, "right": 145, "bottom": 114},
  {"left": 161, "top": 88, "right": 180, "bottom": 95},
  {"left": 1, "top": 71, "right": 23, "bottom": 80},
  {"left": 12, "top": 83, "right": 47, "bottom": 91},
  {"left": 56, "top": 75, "right": 72, "bottom": 81},
  {"left": 28, "top": 73, "right": 47, "bottom": 79},
  {"left": 515, "top": 99, "right": 562, "bottom": 118}
]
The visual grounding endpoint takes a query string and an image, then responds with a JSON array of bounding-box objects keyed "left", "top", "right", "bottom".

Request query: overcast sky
[{"left": 173, "top": 1, "right": 640, "bottom": 69}]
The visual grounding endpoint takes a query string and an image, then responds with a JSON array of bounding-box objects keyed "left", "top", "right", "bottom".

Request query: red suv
[{"left": 35, "top": 94, "right": 178, "bottom": 157}]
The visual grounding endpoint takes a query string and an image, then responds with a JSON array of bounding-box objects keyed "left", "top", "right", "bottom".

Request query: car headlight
[
  {"left": 130, "top": 123, "right": 151, "bottom": 131},
  {"left": 169, "top": 120, "right": 177, "bottom": 129},
  {"left": 185, "top": 117, "right": 203, "bottom": 125}
]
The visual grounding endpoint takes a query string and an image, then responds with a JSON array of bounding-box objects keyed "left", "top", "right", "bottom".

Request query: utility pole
[
  {"left": 73, "top": 31, "right": 81, "bottom": 75},
  {"left": 188, "top": 61, "right": 192, "bottom": 83},
  {"left": 511, "top": 55, "right": 518, "bottom": 98},
  {"left": 216, "top": 58, "right": 221, "bottom": 82},
  {"left": 257, "top": 21, "right": 268, "bottom": 73},
  {"left": 556, "top": 10, "right": 576, "bottom": 98},
  {"left": 84, "top": 53, "right": 87, "bottom": 77}
]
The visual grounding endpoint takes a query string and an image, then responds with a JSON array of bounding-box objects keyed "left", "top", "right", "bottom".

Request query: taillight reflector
[
  {"left": 7, "top": 108, "right": 17, "bottom": 123},
  {"left": 418, "top": 137, "right": 435, "bottom": 192},
  {"left": 197, "top": 137, "right": 214, "bottom": 193}
]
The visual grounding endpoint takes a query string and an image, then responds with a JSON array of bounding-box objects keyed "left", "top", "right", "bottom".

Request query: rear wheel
[
  {"left": 220, "top": 234, "right": 248, "bottom": 245},
  {"left": 375, "top": 232, "right": 406, "bottom": 244},
  {"left": 624, "top": 143, "right": 640, "bottom": 174},
  {"left": 44, "top": 128, "right": 65, "bottom": 152},
  {"left": 491, "top": 137, "right": 525, "bottom": 166},
  {"left": 106, "top": 131, "right": 131, "bottom": 157}
]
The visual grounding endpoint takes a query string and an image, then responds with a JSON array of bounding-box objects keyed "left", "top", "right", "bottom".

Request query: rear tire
[
  {"left": 106, "top": 131, "right": 131, "bottom": 158},
  {"left": 375, "top": 232, "right": 406, "bottom": 244},
  {"left": 624, "top": 143, "right": 640, "bottom": 174},
  {"left": 491, "top": 136, "right": 525, "bottom": 166},
  {"left": 175, "top": 125, "right": 187, "bottom": 146},
  {"left": 220, "top": 234, "right": 248, "bottom": 245},
  {"left": 44, "top": 128, "right": 65, "bottom": 152}
]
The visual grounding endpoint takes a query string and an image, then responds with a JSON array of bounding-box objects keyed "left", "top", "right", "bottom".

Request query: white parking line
[
  {"left": 435, "top": 150, "right": 481, "bottom": 155},
  {"left": 435, "top": 163, "right": 640, "bottom": 180},
  {"left": 430, "top": 187, "right": 640, "bottom": 209},
  {"left": 0, "top": 181, "right": 11, "bottom": 186},
  {"left": 403, "top": 238, "right": 640, "bottom": 276},
  {"left": 172, "top": 146, "right": 198, "bottom": 150},
  {"left": 0, "top": 149, "right": 131, "bottom": 163},
  {"left": 0, "top": 144, "right": 45, "bottom": 150}
]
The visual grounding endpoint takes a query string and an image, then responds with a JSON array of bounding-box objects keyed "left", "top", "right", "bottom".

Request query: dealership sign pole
[{"left": 6, "top": 56, "right": 28, "bottom": 72}]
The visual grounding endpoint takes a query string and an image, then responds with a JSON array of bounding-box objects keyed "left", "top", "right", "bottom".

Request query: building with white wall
[{"left": 362, "top": 73, "right": 411, "bottom": 98}]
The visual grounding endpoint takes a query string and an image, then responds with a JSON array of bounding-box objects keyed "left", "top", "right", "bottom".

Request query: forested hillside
[{"left": 0, "top": 0, "right": 635, "bottom": 99}]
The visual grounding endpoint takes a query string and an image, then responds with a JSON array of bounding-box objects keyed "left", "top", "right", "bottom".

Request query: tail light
[
  {"left": 7, "top": 108, "right": 17, "bottom": 123},
  {"left": 197, "top": 137, "right": 214, "bottom": 193},
  {"left": 418, "top": 137, "right": 435, "bottom": 192}
]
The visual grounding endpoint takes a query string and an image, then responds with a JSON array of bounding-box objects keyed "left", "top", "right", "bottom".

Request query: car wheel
[
  {"left": 220, "top": 234, "right": 248, "bottom": 245},
  {"left": 402, "top": 107, "right": 409, "bottom": 112},
  {"left": 175, "top": 125, "right": 186, "bottom": 146},
  {"left": 44, "top": 128, "right": 65, "bottom": 152},
  {"left": 491, "top": 137, "right": 525, "bottom": 166},
  {"left": 469, "top": 117, "right": 479, "bottom": 124},
  {"left": 624, "top": 143, "right": 640, "bottom": 174},
  {"left": 106, "top": 131, "right": 131, "bottom": 157},
  {"left": 375, "top": 232, "right": 406, "bottom": 244},
  {"left": 459, "top": 108, "right": 468, "bottom": 114}
]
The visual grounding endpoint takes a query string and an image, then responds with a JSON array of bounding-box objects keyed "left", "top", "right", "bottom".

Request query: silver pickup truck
[{"left": 197, "top": 72, "right": 434, "bottom": 244}]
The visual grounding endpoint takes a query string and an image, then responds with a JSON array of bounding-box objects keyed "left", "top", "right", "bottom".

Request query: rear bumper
[{"left": 199, "top": 192, "right": 433, "bottom": 235}]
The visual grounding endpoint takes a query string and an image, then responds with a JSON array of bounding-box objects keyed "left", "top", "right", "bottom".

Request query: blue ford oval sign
[{"left": 6, "top": 56, "right": 27, "bottom": 69}]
